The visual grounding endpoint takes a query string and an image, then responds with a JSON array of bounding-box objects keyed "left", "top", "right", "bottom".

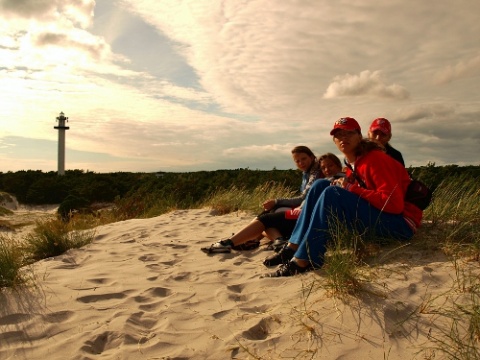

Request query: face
[
  {"left": 292, "top": 152, "right": 314, "bottom": 172},
  {"left": 320, "top": 158, "right": 342, "bottom": 178},
  {"left": 368, "top": 130, "right": 391, "bottom": 146},
  {"left": 333, "top": 130, "right": 362, "bottom": 155}
]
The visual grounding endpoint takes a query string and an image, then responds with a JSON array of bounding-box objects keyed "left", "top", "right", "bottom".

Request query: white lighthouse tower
[{"left": 54, "top": 111, "right": 69, "bottom": 175}]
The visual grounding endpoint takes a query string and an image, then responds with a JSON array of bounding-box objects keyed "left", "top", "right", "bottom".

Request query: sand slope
[{"left": 0, "top": 209, "right": 475, "bottom": 360}]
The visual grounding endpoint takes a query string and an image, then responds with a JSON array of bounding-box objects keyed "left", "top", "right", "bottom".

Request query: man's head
[{"left": 368, "top": 117, "right": 392, "bottom": 146}]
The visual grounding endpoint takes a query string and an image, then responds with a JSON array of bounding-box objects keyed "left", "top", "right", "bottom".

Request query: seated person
[
  {"left": 318, "top": 152, "right": 344, "bottom": 181},
  {"left": 262, "top": 145, "right": 322, "bottom": 213},
  {"left": 201, "top": 152, "right": 342, "bottom": 254},
  {"left": 368, "top": 117, "right": 405, "bottom": 166}
]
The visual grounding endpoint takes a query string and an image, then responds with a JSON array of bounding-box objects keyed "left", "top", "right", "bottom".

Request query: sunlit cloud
[{"left": 323, "top": 70, "right": 410, "bottom": 100}]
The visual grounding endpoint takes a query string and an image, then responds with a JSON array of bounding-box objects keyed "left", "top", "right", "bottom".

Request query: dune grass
[
  {"left": 23, "top": 217, "right": 96, "bottom": 263},
  {"left": 0, "top": 235, "right": 25, "bottom": 287},
  {"left": 0, "top": 206, "right": 14, "bottom": 216},
  {"left": 202, "top": 181, "right": 297, "bottom": 215},
  {"left": 420, "top": 175, "right": 480, "bottom": 258}
]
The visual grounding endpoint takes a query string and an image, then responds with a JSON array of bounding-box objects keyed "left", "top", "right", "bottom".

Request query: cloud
[
  {"left": 0, "top": 0, "right": 95, "bottom": 28},
  {"left": 1, "top": 0, "right": 480, "bottom": 173},
  {"left": 433, "top": 53, "right": 480, "bottom": 85},
  {"left": 394, "top": 104, "right": 456, "bottom": 123},
  {"left": 32, "top": 30, "right": 109, "bottom": 59},
  {"left": 323, "top": 70, "right": 410, "bottom": 100},
  {"left": 0, "top": 0, "right": 59, "bottom": 18}
]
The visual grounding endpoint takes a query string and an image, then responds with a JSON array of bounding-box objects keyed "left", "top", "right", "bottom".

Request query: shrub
[
  {"left": 24, "top": 218, "right": 96, "bottom": 262},
  {"left": 57, "top": 194, "right": 91, "bottom": 221}
]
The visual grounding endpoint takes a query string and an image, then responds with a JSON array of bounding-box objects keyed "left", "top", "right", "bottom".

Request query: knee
[{"left": 308, "top": 179, "right": 331, "bottom": 197}]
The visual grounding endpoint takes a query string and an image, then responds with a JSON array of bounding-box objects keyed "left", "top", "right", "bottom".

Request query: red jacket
[{"left": 345, "top": 150, "right": 423, "bottom": 229}]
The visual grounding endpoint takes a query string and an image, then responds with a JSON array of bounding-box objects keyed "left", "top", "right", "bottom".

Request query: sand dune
[{"left": 0, "top": 209, "right": 476, "bottom": 360}]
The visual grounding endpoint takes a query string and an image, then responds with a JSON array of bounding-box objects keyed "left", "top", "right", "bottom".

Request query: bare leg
[
  {"left": 293, "top": 257, "right": 309, "bottom": 267},
  {"left": 264, "top": 228, "right": 282, "bottom": 241},
  {"left": 230, "top": 220, "right": 266, "bottom": 246}
]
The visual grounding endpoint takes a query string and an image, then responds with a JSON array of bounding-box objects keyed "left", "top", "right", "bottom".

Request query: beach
[{"left": 0, "top": 208, "right": 477, "bottom": 359}]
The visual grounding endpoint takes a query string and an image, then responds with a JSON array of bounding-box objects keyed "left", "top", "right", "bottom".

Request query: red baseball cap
[
  {"left": 330, "top": 117, "right": 361, "bottom": 135},
  {"left": 369, "top": 118, "right": 391, "bottom": 135}
]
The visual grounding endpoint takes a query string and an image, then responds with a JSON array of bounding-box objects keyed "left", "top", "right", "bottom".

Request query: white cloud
[
  {"left": 323, "top": 70, "right": 409, "bottom": 100},
  {"left": 433, "top": 53, "right": 480, "bottom": 85}
]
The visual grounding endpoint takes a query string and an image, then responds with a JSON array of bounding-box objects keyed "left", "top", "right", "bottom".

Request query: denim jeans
[{"left": 289, "top": 179, "right": 414, "bottom": 267}]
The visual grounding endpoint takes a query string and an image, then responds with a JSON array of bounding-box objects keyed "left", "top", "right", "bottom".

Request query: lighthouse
[{"left": 54, "top": 111, "right": 69, "bottom": 175}]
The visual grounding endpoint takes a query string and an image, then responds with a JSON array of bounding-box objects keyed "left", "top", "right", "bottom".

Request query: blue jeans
[{"left": 289, "top": 179, "right": 414, "bottom": 267}]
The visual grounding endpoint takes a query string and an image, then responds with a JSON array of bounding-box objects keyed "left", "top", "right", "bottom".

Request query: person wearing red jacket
[{"left": 263, "top": 117, "right": 422, "bottom": 277}]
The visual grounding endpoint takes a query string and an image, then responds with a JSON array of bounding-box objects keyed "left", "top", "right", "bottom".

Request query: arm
[
  {"left": 274, "top": 162, "right": 323, "bottom": 209},
  {"left": 346, "top": 151, "right": 408, "bottom": 214}
]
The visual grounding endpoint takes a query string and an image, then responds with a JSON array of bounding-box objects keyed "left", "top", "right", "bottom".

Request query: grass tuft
[
  {"left": 421, "top": 175, "right": 480, "bottom": 257},
  {"left": 203, "top": 181, "right": 297, "bottom": 215},
  {"left": 23, "top": 217, "right": 96, "bottom": 262},
  {"left": 0, "top": 234, "right": 26, "bottom": 287}
]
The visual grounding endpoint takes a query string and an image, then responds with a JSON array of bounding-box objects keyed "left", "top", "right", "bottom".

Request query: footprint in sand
[
  {"left": 126, "top": 311, "right": 158, "bottom": 330},
  {"left": 241, "top": 316, "right": 282, "bottom": 341},
  {"left": 87, "top": 277, "right": 113, "bottom": 285},
  {"left": 76, "top": 292, "right": 127, "bottom": 303},
  {"left": 80, "top": 331, "right": 123, "bottom": 355},
  {"left": 138, "top": 253, "right": 159, "bottom": 262},
  {"left": 164, "top": 243, "right": 188, "bottom": 249},
  {"left": 384, "top": 301, "right": 417, "bottom": 337},
  {"left": 167, "top": 271, "right": 199, "bottom": 282},
  {"left": 215, "top": 284, "right": 251, "bottom": 303},
  {"left": 42, "top": 310, "right": 75, "bottom": 323},
  {"left": 144, "top": 259, "right": 180, "bottom": 272}
]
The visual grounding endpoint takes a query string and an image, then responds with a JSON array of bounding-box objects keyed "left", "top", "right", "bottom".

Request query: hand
[
  {"left": 332, "top": 177, "right": 345, "bottom": 187},
  {"left": 262, "top": 199, "right": 276, "bottom": 211},
  {"left": 332, "top": 176, "right": 352, "bottom": 188}
]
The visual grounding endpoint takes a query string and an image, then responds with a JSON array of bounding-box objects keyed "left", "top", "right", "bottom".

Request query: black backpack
[{"left": 405, "top": 178, "right": 432, "bottom": 210}]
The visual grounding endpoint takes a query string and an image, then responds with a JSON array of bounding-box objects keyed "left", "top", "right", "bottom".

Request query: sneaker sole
[{"left": 201, "top": 247, "right": 231, "bottom": 254}]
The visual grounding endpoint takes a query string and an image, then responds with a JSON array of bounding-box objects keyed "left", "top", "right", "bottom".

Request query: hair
[
  {"left": 354, "top": 139, "right": 385, "bottom": 158},
  {"left": 318, "top": 152, "right": 342, "bottom": 170},
  {"left": 291, "top": 145, "right": 315, "bottom": 158}
]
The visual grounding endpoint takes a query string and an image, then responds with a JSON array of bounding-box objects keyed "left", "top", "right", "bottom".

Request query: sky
[{"left": 1, "top": 0, "right": 479, "bottom": 174}]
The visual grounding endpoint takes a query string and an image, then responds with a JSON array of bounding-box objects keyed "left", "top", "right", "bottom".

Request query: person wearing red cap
[
  {"left": 263, "top": 117, "right": 422, "bottom": 277},
  {"left": 368, "top": 117, "right": 405, "bottom": 166}
]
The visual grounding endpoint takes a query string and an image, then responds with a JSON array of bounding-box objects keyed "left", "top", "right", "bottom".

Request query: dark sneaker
[
  {"left": 201, "top": 240, "right": 232, "bottom": 254},
  {"left": 272, "top": 238, "right": 288, "bottom": 252},
  {"left": 232, "top": 239, "right": 260, "bottom": 251},
  {"left": 262, "top": 261, "right": 313, "bottom": 278},
  {"left": 263, "top": 244, "right": 295, "bottom": 267}
]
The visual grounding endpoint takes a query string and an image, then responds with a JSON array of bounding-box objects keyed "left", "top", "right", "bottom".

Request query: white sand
[{"left": 0, "top": 208, "right": 477, "bottom": 360}]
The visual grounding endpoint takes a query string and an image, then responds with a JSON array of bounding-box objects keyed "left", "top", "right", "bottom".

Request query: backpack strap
[{"left": 344, "top": 159, "right": 367, "bottom": 189}]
